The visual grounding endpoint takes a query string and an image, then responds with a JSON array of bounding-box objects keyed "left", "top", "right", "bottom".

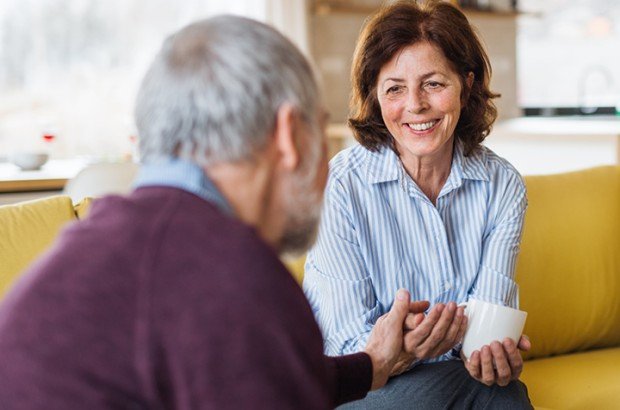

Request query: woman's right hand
[{"left": 402, "top": 302, "right": 467, "bottom": 362}]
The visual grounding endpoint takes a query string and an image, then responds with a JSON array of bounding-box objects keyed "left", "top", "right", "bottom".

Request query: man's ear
[{"left": 273, "top": 103, "right": 300, "bottom": 171}]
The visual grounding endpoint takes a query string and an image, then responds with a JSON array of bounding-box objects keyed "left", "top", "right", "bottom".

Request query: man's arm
[
  {"left": 324, "top": 353, "right": 373, "bottom": 406},
  {"left": 325, "top": 289, "right": 414, "bottom": 406}
]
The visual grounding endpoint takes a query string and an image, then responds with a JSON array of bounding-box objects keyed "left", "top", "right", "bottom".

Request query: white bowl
[{"left": 11, "top": 152, "right": 49, "bottom": 171}]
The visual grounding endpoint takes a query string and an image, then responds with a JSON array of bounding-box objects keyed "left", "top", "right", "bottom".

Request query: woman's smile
[
  {"left": 404, "top": 118, "right": 441, "bottom": 133},
  {"left": 377, "top": 41, "right": 470, "bottom": 171}
]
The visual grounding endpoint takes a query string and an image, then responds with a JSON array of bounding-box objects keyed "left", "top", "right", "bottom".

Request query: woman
[{"left": 303, "top": 1, "right": 532, "bottom": 408}]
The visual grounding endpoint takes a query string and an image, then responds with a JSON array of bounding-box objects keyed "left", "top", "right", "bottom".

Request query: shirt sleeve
[
  {"left": 303, "top": 176, "right": 383, "bottom": 356},
  {"left": 470, "top": 171, "right": 528, "bottom": 308},
  {"left": 324, "top": 353, "right": 373, "bottom": 406}
]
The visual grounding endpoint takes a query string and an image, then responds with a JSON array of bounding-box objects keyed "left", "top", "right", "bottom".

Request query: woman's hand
[
  {"left": 401, "top": 302, "right": 468, "bottom": 362},
  {"left": 463, "top": 335, "right": 531, "bottom": 386}
]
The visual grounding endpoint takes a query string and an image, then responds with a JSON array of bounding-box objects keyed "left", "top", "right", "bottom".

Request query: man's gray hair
[{"left": 135, "top": 15, "right": 320, "bottom": 166}]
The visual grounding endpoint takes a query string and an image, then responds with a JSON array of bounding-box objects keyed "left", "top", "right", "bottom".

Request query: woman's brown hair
[{"left": 349, "top": 0, "right": 499, "bottom": 155}]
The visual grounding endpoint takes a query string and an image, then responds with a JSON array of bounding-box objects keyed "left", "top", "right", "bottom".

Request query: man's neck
[{"left": 205, "top": 159, "right": 281, "bottom": 249}]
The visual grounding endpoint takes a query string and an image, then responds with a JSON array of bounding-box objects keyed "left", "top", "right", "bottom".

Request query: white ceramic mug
[{"left": 459, "top": 299, "right": 527, "bottom": 360}]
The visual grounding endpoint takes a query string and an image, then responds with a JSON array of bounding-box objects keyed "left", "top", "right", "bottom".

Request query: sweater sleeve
[
  {"left": 148, "top": 200, "right": 349, "bottom": 409},
  {"left": 324, "top": 352, "right": 373, "bottom": 406}
]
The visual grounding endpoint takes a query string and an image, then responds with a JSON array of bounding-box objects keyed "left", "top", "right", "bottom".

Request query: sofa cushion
[
  {"left": 284, "top": 255, "right": 306, "bottom": 285},
  {"left": 521, "top": 347, "right": 620, "bottom": 410},
  {"left": 0, "top": 195, "right": 77, "bottom": 297},
  {"left": 517, "top": 166, "right": 620, "bottom": 359},
  {"left": 74, "top": 197, "right": 94, "bottom": 219}
]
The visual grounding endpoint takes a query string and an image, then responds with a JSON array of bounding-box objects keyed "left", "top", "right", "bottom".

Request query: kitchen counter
[
  {"left": 485, "top": 116, "right": 620, "bottom": 175},
  {"left": 494, "top": 115, "right": 620, "bottom": 137},
  {"left": 327, "top": 117, "right": 620, "bottom": 176},
  {"left": 488, "top": 116, "right": 620, "bottom": 175},
  {"left": 0, "top": 158, "right": 88, "bottom": 194}
]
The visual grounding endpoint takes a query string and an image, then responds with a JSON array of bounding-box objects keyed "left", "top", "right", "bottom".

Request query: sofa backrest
[
  {"left": 0, "top": 195, "right": 83, "bottom": 298},
  {"left": 5, "top": 167, "right": 619, "bottom": 361},
  {"left": 287, "top": 166, "right": 620, "bottom": 360},
  {"left": 517, "top": 166, "right": 620, "bottom": 360}
]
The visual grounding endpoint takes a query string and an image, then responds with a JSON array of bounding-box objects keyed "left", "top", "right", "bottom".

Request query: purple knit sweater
[{"left": 0, "top": 187, "right": 371, "bottom": 409}]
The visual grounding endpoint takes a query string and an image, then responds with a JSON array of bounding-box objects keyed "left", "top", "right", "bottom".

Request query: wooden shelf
[
  {"left": 326, "top": 123, "right": 355, "bottom": 159},
  {"left": 313, "top": 1, "right": 377, "bottom": 15},
  {"left": 0, "top": 178, "right": 67, "bottom": 193},
  {"left": 462, "top": 8, "right": 519, "bottom": 18},
  {"left": 312, "top": 1, "right": 519, "bottom": 17}
]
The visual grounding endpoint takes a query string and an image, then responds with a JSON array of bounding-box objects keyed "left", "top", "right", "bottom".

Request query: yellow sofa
[
  {"left": 288, "top": 165, "right": 620, "bottom": 410},
  {"left": 2, "top": 166, "right": 619, "bottom": 409},
  {"left": 0, "top": 196, "right": 91, "bottom": 298},
  {"left": 516, "top": 166, "right": 620, "bottom": 409}
]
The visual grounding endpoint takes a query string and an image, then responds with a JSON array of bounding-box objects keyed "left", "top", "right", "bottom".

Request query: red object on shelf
[{"left": 42, "top": 134, "right": 56, "bottom": 142}]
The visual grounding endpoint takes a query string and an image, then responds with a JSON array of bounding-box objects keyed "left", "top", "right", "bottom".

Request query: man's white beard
[{"left": 278, "top": 168, "right": 323, "bottom": 257}]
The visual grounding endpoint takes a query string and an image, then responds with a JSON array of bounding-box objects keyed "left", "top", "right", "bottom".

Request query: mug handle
[{"left": 457, "top": 301, "right": 476, "bottom": 319}]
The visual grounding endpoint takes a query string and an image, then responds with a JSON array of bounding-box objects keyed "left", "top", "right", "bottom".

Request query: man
[{"left": 0, "top": 16, "right": 421, "bottom": 409}]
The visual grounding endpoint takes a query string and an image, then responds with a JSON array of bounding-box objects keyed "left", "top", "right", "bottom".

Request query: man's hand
[
  {"left": 364, "top": 289, "right": 412, "bottom": 390},
  {"left": 402, "top": 302, "right": 467, "bottom": 362},
  {"left": 389, "top": 301, "right": 429, "bottom": 376},
  {"left": 463, "top": 335, "right": 531, "bottom": 386}
]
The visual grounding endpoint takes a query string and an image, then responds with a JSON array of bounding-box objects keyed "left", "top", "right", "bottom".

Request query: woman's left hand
[
  {"left": 463, "top": 335, "right": 531, "bottom": 386},
  {"left": 401, "top": 301, "right": 468, "bottom": 362}
]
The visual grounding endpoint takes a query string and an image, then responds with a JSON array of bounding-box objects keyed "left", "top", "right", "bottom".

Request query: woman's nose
[{"left": 406, "top": 90, "right": 429, "bottom": 114}]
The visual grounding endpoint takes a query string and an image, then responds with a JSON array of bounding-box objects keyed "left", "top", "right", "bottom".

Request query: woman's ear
[
  {"left": 466, "top": 72, "right": 474, "bottom": 89},
  {"left": 461, "top": 72, "right": 475, "bottom": 105}
]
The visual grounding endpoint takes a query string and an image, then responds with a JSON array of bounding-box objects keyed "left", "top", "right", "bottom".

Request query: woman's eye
[
  {"left": 425, "top": 81, "right": 443, "bottom": 90},
  {"left": 386, "top": 85, "right": 403, "bottom": 94}
]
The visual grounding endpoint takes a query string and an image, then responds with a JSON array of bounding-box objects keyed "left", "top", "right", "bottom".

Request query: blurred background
[{"left": 1, "top": 0, "right": 619, "bottom": 174}]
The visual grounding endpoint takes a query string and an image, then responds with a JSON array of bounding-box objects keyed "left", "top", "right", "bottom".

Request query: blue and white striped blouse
[{"left": 303, "top": 141, "right": 527, "bottom": 361}]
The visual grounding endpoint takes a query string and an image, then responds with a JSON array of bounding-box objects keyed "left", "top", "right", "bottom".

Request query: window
[
  {"left": 0, "top": 0, "right": 271, "bottom": 160},
  {"left": 518, "top": 0, "right": 620, "bottom": 115}
]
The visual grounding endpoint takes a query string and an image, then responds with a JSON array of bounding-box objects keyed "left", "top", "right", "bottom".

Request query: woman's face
[{"left": 376, "top": 41, "right": 469, "bottom": 167}]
